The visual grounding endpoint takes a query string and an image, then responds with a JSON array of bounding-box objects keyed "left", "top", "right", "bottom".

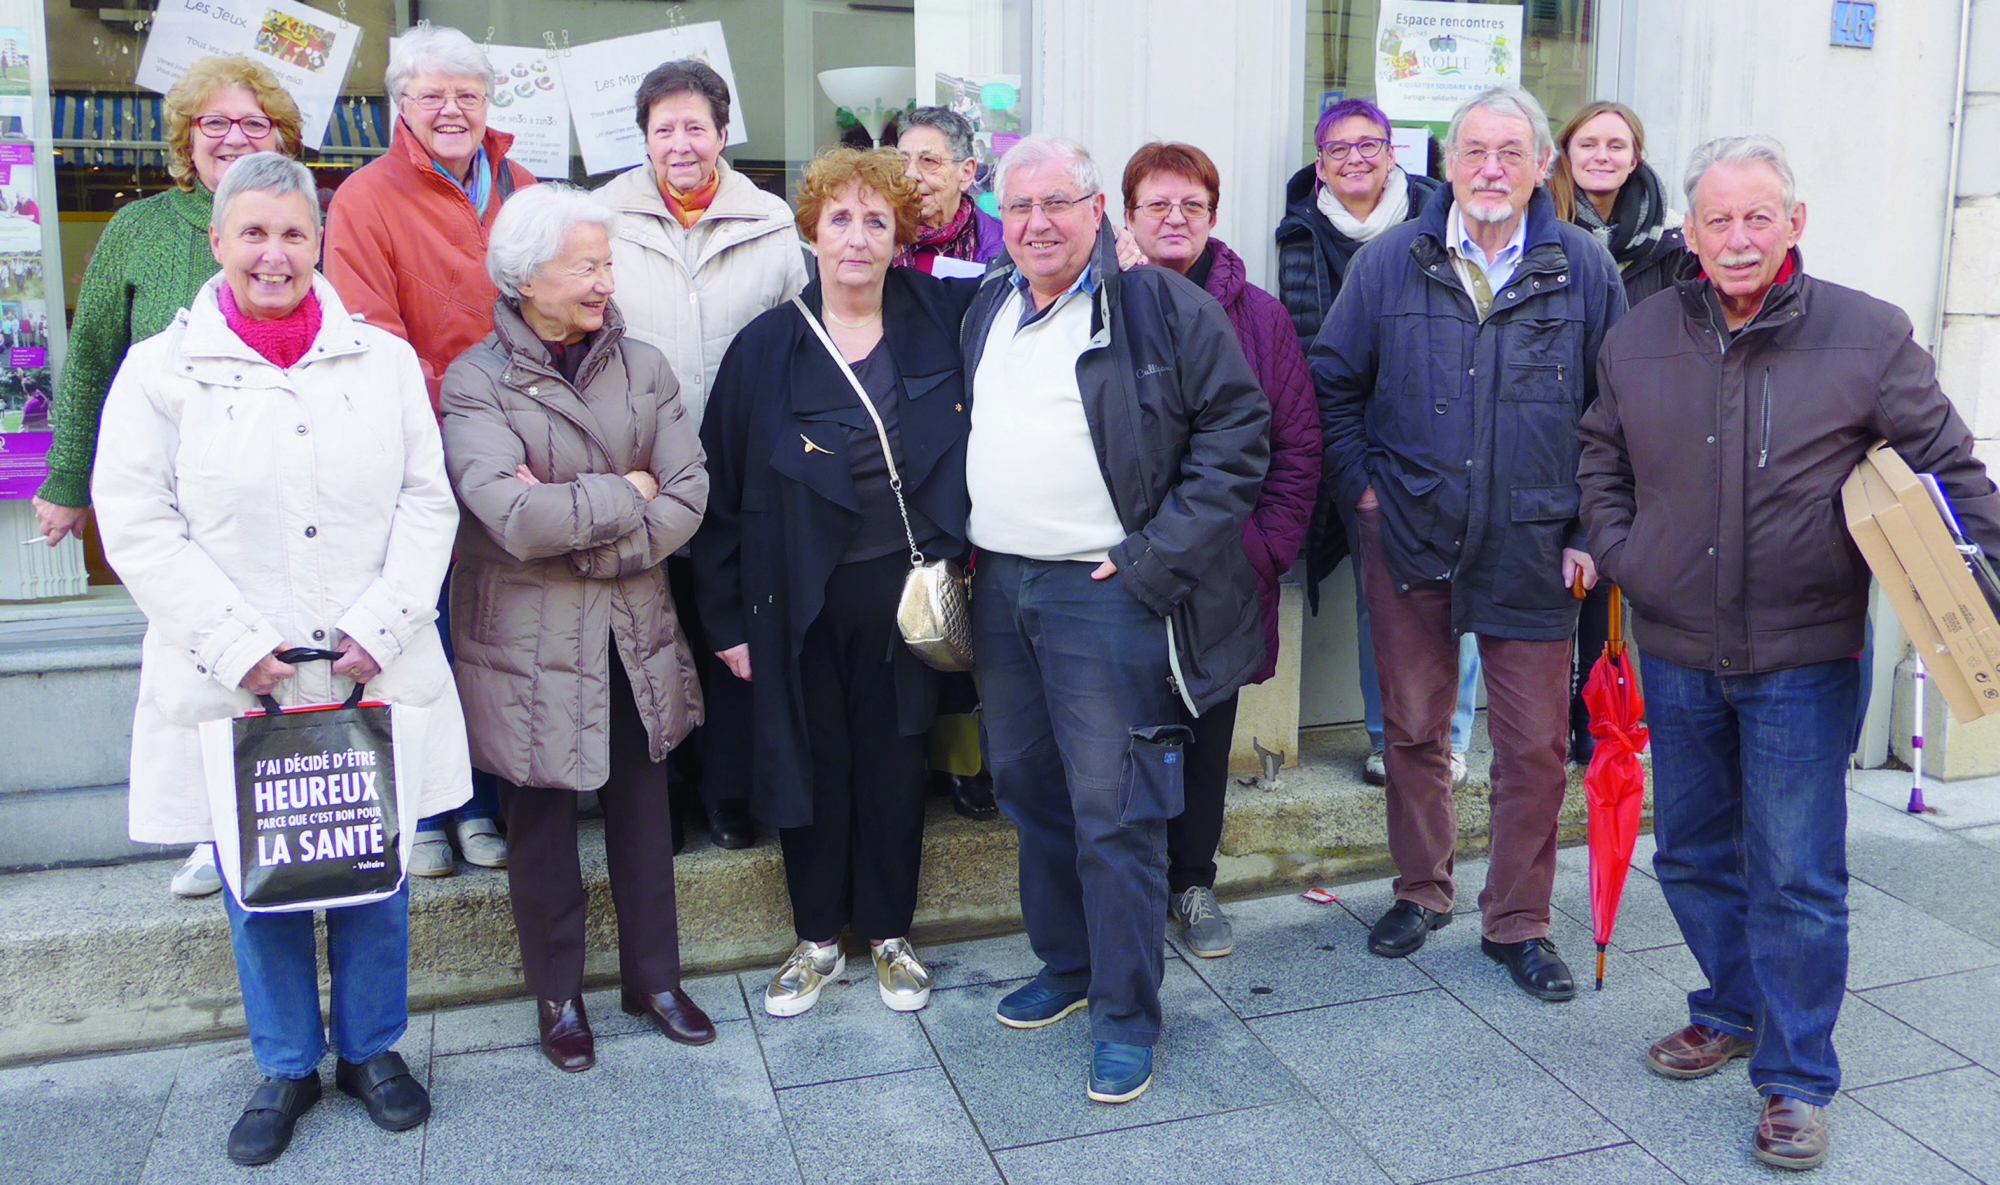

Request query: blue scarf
[{"left": 435, "top": 145, "right": 492, "bottom": 218}]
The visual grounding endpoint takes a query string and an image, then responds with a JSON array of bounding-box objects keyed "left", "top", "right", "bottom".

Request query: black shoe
[
  {"left": 1367, "top": 900, "right": 1452, "bottom": 958},
  {"left": 1482, "top": 936, "right": 1578, "bottom": 1001},
  {"left": 334, "top": 1050, "right": 431, "bottom": 1132},
  {"left": 227, "top": 1072, "right": 322, "bottom": 1166},
  {"left": 709, "top": 801, "right": 756, "bottom": 850},
  {"left": 949, "top": 772, "right": 999, "bottom": 821}
]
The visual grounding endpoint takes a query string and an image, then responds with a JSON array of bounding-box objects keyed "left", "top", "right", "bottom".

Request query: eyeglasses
[
  {"left": 405, "top": 90, "right": 488, "bottom": 112},
  {"left": 901, "top": 150, "right": 961, "bottom": 177},
  {"left": 1000, "top": 192, "right": 1095, "bottom": 220},
  {"left": 1131, "top": 197, "right": 1212, "bottom": 221},
  {"left": 1454, "top": 147, "right": 1532, "bottom": 171},
  {"left": 1318, "top": 137, "right": 1389, "bottom": 163},
  {"left": 195, "top": 114, "right": 275, "bottom": 139}
]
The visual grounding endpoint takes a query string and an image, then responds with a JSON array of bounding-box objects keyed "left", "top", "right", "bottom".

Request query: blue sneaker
[
  {"left": 1087, "top": 1041, "right": 1153, "bottom": 1103},
  {"left": 995, "top": 982, "right": 1088, "bottom": 1029}
]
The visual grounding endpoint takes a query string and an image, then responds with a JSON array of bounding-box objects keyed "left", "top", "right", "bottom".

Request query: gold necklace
[{"left": 824, "top": 305, "right": 882, "bottom": 330}]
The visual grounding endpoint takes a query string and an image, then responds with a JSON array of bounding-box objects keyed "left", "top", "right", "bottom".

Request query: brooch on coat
[{"left": 801, "top": 434, "right": 835, "bottom": 456}]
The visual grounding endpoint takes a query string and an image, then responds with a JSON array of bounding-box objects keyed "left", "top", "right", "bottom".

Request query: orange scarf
[{"left": 660, "top": 170, "right": 721, "bottom": 230}]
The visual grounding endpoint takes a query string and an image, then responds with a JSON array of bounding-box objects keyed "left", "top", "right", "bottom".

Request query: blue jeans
[
  {"left": 1345, "top": 506, "right": 1479, "bottom": 750},
  {"left": 1640, "top": 652, "right": 1857, "bottom": 1105},
  {"left": 222, "top": 885, "right": 411, "bottom": 1078},
  {"left": 975, "top": 554, "right": 1181, "bottom": 1048},
  {"left": 422, "top": 567, "right": 497, "bottom": 835}
]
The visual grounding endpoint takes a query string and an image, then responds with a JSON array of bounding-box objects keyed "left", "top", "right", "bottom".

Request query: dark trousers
[
  {"left": 1358, "top": 503, "right": 1571, "bottom": 943},
  {"left": 1570, "top": 580, "right": 1614, "bottom": 762},
  {"left": 666, "top": 555, "right": 753, "bottom": 815},
  {"left": 500, "top": 651, "right": 682, "bottom": 1001},
  {"left": 1166, "top": 692, "right": 1240, "bottom": 894},
  {"left": 975, "top": 553, "right": 1182, "bottom": 1048},
  {"left": 1641, "top": 652, "right": 1856, "bottom": 1106},
  {"left": 780, "top": 553, "right": 930, "bottom": 941}
]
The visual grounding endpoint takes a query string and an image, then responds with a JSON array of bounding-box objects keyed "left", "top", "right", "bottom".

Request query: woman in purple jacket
[{"left": 1121, "top": 142, "right": 1321, "bottom": 958}]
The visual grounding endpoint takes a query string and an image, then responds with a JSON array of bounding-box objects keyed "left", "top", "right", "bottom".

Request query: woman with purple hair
[{"left": 1280, "top": 97, "right": 1480, "bottom": 791}]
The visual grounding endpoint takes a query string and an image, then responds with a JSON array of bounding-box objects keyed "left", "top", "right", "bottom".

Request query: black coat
[
  {"left": 692, "top": 267, "right": 978, "bottom": 828},
  {"left": 1274, "top": 164, "right": 1444, "bottom": 353},
  {"left": 961, "top": 224, "right": 1271, "bottom": 714},
  {"left": 1312, "top": 186, "right": 1628, "bottom": 641}
]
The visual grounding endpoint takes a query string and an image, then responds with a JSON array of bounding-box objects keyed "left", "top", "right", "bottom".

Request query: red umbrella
[{"left": 1581, "top": 584, "right": 1649, "bottom": 990}]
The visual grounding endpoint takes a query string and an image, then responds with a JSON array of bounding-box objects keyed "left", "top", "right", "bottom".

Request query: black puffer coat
[{"left": 1274, "top": 164, "right": 1444, "bottom": 352}]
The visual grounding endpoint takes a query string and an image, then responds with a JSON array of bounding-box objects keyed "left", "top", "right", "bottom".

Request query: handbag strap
[{"left": 791, "top": 296, "right": 926, "bottom": 565}]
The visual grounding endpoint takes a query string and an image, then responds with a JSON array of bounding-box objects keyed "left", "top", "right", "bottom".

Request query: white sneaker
[
  {"left": 410, "top": 832, "right": 456, "bottom": 878},
  {"left": 1450, "top": 750, "right": 1469, "bottom": 789},
  {"left": 453, "top": 817, "right": 507, "bottom": 868},
  {"left": 1363, "top": 749, "right": 1387, "bottom": 785},
  {"left": 170, "top": 845, "right": 222, "bottom": 898}
]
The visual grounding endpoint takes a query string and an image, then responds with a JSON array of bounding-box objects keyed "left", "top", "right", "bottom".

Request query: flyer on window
[
  {"left": 1374, "top": 0, "right": 1523, "bottom": 124},
  {"left": 0, "top": 248, "right": 51, "bottom": 498},
  {"left": 483, "top": 44, "right": 572, "bottom": 179},
  {"left": 136, "top": 0, "right": 364, "bottom": 151},
  {"left": 559, "top": 22, "right": 744, "bottom": 177}
]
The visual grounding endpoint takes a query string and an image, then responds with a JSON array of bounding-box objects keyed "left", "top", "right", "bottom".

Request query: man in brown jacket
[{"left": 1579, "top": 134, "right": 2000, "bottom": 1173}]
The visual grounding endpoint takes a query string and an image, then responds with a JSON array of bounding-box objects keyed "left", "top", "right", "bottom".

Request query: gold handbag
[{"left": 792, "top": 298, "right": 974, "bottom": 672}]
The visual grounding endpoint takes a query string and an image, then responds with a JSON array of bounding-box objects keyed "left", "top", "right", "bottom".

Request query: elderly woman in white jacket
[
  {"left": 594, "top": 57, "right": 805, "bottom": 849},
  {"left": 92, "top": 153, "right": 469, "bottom": 1169}
]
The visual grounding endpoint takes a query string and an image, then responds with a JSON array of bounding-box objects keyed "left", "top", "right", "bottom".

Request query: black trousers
[
  {"left": 1571, "top": 580, "right": 1614, "bottom": 762},
  {"left": 1166, "top": 691, "right": 1241, "bottom": 895},
  {"left": 780, "top": 553, "right": 930, "bottom": 941},
  {"left": 500, "top": 650, "right": 682, "bottom": 1000},
  {"left": 666, "top": 555, "right": 753, "bottom": 814}
]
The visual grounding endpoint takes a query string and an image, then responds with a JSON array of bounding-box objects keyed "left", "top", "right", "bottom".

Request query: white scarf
[{"left": 1317, "top": 167, "right": 1410, "bottom": 243}]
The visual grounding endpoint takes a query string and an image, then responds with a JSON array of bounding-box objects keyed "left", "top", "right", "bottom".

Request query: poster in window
[
  {"left": 136, "top": 0, "right": 364, "bottom": 151},
  {"left": 483, "top": 45, "right": 572, "bottom": 180},
  {"left": 1375, "top": 1, "right": 1524, "bottom": 124},
  {"left": 933, "top": 72, "right": 1019, "bottom": 219},
  {"left": 0, "top": 243, "right": 52, "bottom": 499},
  {"left": 559, "top": 23, "right": 745, "bottom": 178}
]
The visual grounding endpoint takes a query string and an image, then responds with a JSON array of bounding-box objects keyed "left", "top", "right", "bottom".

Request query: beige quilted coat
[{"left": 593, "top": 158, "right": 807, "bottom": 428}]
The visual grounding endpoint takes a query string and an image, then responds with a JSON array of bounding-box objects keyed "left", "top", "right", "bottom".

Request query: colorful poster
[
  {"left": 1374, "top": 0, "right": 1524, "bottom": 124},
  {"left": 558, "top": 22, "right": 744, "bottom": 177},
  {"left": 934, "top": 72, "right": 1019, "bottom": 216},
  {"left": 0, "top": 249, "right": 52, "bottom": 499},
  {"left": 0, "top": 143, "right": 38, "bottom": 254},
  {"left": 484, "top": 44, "right": 572, "bottom": 180},
  {"left": 136, "top": 0, "right": 364, "bottom": 151}
]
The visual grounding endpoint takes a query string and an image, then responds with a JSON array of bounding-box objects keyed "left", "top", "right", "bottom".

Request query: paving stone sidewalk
[{"left": 4, "top": 772, "right": 1997, "bottom": 1184}]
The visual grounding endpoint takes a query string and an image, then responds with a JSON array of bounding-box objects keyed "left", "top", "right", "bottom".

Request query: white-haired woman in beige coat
[{"left": 93, "top": 153, "right": 469, "bottom": 1168}]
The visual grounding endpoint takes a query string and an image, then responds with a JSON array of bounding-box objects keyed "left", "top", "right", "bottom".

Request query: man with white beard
[{"left": 1312, "top": 86, "right": 1625, "bottom": 1001}]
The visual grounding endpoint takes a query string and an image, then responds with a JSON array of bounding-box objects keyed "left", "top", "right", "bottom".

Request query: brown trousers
[
  {"left": 1358, "top": 504, "right": 1570, "bottom": 943},
  {"left": 500, "top": 651, "right": 682, "bottom": 1001}
]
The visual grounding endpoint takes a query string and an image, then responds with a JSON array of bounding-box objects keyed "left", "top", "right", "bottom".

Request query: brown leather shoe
[
  {"left": 1755, "top": 1094, "right": 1829, "bottom": 1171},
  {"left": 537, "top": 997, "right": 595, "bottom": 1073},
  {"left": 1646, "top": 1023, "right": 1754, "bottom": 1080},
  {"left": 622, "top": 986, "right": 717, "bottom": 1046}
]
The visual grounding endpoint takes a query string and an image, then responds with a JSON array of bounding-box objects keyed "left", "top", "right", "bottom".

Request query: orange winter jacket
[{"left": 323, "top": 122, "right": 536, "bottom": 416}]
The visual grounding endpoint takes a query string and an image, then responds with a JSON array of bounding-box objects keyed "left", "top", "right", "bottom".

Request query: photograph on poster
[
  {"left": 0, "top": 27, "right": 27, "bottom": 97},
  {"left": 1375, "top": 0, "right": 1524, "bottom": 123},
  {"left": 934, "top": 71, "right": 1019, "bottom": 216}
]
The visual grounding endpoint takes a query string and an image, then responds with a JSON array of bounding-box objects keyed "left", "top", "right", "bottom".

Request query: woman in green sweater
[{"left": 28, "top": 54, "right": 302, "bottom": 898}]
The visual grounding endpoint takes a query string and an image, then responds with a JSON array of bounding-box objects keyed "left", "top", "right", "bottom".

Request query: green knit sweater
[{"left": 38, "top": 185, "right": 219, "bottom": 508}]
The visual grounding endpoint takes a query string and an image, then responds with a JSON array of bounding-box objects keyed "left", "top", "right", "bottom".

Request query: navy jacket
[
  {"left": 1312, "top": 185, "right": 1627, "bottom": 640},
  {"left": 692, "top": 268, "right": 977, "bottom": 827},
  {"left": 961, "top": 224, "right": 1272, "bottom": 714}
]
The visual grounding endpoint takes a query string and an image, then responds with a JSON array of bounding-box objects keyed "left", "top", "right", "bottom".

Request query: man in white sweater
[{"left": 960, "top": 135, "right": 1270, "bottom": 1106}]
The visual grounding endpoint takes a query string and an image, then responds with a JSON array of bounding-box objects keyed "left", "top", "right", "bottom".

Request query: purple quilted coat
[{"left": 1202, "top": 239, "right": 1322, "bottom": 684}]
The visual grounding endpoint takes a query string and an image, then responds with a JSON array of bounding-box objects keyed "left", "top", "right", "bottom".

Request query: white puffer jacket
[
  {"left": 93, "top": 275, "right": 472, "bottom": 844},
  {"left": 595, "top": 158, "right": 807, "bottom": 427}
]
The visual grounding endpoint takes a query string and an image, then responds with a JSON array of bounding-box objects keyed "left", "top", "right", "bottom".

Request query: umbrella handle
[
  {"left": 1605, "top": 584, "right": 1625, "bottom": 659},
  {"left": 1571, "top": 568, "right": 1587, "bottom": 600}
]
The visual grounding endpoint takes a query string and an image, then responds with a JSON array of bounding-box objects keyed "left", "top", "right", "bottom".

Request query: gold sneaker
[
  {"left": 872, "top": 938, "right": 934, "bottom": 1012},
  {"left": 765, "top": 940, "right": 845, "bottom": 1018}
]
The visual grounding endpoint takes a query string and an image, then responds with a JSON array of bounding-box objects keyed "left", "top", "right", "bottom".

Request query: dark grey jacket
[
  {"left": 1313, "top": 186, "right": 1627, "bottom": 641},
  {"left": 961, "top": 224, "right": 1272, "bottom": 713},
  {"left": 1580, "top": 253, "right": 2000, "bottom": 674}
]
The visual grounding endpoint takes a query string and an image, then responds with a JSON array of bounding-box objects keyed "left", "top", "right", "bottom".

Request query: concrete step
[
  {"left": 0, "top": 618, "right": 152, "bottom": 872},
  {"left": 0, "top": 725, "right": 1631, "bottom": 1066}
]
